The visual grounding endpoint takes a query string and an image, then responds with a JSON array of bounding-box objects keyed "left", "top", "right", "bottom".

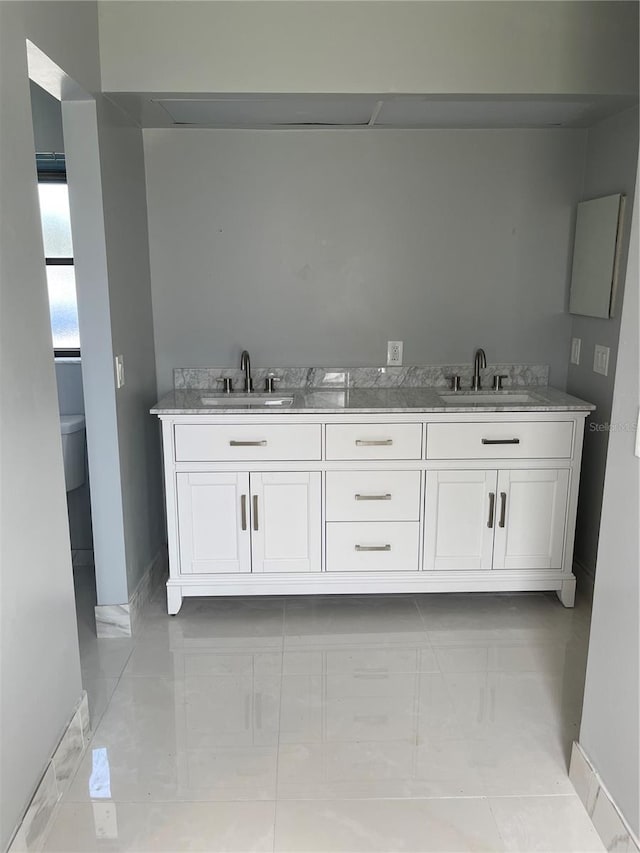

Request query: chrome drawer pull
[
  {"left": 229, "top": 440, "right": 267, "bottom": 447},
  {"left": 355, "top": 439, "right": 393, "bottom": 446},
  {"left": 355, "top": 544, "right": 391, "bottom": 552},
  {"left": 241, "top": 495, "right": 247, "bottom": 531},
  {"left": 499, "top": 491, "right": 507, "bottom": 528},
  {"left": 253, "top": 494, "right": 259, "bottom": 531},
  {"left": 487, "top": 492, "right": 495, "bottom": 529},
  {"left": 481, "top": 438, "right": 520, "bottom": 445},
  {"left": 355, "top": 493, "right": 392, "bottom": 501}
]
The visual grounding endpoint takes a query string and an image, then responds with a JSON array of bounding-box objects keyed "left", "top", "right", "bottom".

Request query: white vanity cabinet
[
  {"left": 176, "top": 471, "right": 321, "bottom": 576},
  {"left": 424, "top": 468, "right": 570, "bottom": 571},
  {"left": 492, "top": 468, "right": 570, "bottom": 570},
  {"left": 176, "top": 472, "right": 251, "bottom": 574},
  {"left": 424, "top": 418, "right": 574, "bottom": 573},
  {"left": 423, "top": 470, "right": 496, "bottom": 570},
  {"left": 250, "top": 472, "right": 321, "bottom": 574},
  {"left": 157, "top": 409, "right": 588, "bottom": 614}
]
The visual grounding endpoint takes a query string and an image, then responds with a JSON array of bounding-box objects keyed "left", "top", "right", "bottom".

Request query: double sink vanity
[{"left": 152, "top": 358, "right": 594, "bottom": 615}]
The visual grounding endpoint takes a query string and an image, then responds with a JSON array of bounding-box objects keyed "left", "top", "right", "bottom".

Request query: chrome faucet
[
  {"left": 240, "top": 350, "right": 253, "bottom": 392},
  {"left": 472, "top": 348, "right": 487, "bottom": 391}
]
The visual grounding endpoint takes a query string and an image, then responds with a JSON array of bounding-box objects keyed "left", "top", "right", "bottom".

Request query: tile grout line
[
  {"left": 486, "top": 795, "right": 510, "bottom": 852},
  {"left": 65, "top": 614, "right": 141, "bottom": 805},
  {"left": 45, "top": 592, "right": 594, "bottom": 851}
]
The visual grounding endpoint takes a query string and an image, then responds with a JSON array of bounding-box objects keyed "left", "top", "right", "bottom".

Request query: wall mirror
[{"left": 569, "top": 193, "right": 625, "bottom": 318}]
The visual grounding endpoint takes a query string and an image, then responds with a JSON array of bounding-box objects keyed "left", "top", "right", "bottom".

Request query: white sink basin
[
  {"left": 200, "top": 394, "right": 294, "bottom": 407},
  {"left": 440, "top": 393, "right": 538, "bottom": 406}
]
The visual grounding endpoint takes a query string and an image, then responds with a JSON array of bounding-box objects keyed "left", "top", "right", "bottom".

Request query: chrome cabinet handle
[
  {"left": 481, "top": 438, "right": 520, "bottom": 445},
  {"left": 240, "top": 495, "right": 247, "bottom": 531},
  {"left": 487, "top": 492, "right": 495, "bottom": 528},
  {"left": 253, "top": 495, "right": 259, "bottom": 531},
  {"left": 499, "top": 492, "right": 507, "bottom": 528},
  {"left": 355, "top": 439, "right": 393, "bottom": 446},
  {"left": 355, "top": 544, "right": 391, "bottom": 552},
  {"left": 229, "top": 440, "right": 267, "bottom": 447},
  {"left": 355, "top": 493, "right": 392, "bottom": 501}
]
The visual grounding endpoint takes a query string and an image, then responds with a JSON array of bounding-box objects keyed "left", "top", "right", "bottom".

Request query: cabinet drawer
[
  {"left": 174, "top": 423, "right": 321, "bottom": 462},
  {"left": 326, "top": 423, "right": 422, "bottom": 460},
  {"left": 325, "top": 695, "right": 416, "bottom": 742},
  {"left": 426, "top": 421, "right": 574, "bottom": 460},
  {"left": 325, "top": 670, "right": 417, "bottom": 699},
  {"left": 326, "top": 471, "right": 420, "bottom": 521},
  {"left": 326, "top": 522, "right": 419, "bottom": 572}
]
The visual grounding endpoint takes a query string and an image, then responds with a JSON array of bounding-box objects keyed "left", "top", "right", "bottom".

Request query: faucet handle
[
  {"left": 265, "top": 374, "right": 281, "bottom": 393},
  {"left": 448, "top": 375, "right": 461, "bottom": 391},
  {"left": 492, "top": 374, "right": 508, "bottom": 391},
  {"left": 217, "top": 377, "right": 233, "bottom": 393}
]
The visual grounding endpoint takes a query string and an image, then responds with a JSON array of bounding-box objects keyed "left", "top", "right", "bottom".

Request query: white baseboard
[
  {"left": 8, "top": 692, "right": 90, "bottom": 852},
  {"left": 570, "top": 741, "right": 639, "bottom": 853}
]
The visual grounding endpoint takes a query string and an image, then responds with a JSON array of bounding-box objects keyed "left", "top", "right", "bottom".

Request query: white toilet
[{"left": 60, "top": 414, "right": 86, "bottom": 492}]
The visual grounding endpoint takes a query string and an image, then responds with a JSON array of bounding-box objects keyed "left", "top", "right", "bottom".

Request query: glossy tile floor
[{"left": 47, "top": 580, "right": 604, "bottom": 852}]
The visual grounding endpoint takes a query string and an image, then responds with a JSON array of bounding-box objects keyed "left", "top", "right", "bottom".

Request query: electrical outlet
[
  {"left": 115, "top": 354, "right": 125, "bottom": 388},
  {"left": 593, "top": 344, "right": 610, "bottom": 376},
  {"left": 570, "top": 337, "right": 581, "bottom": 365},
  {"left": 387, "top": 341, "right": 403, "bottom": 366}
]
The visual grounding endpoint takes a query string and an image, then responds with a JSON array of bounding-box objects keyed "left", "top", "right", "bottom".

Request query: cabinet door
[
  {"left": 492, "top": 469, "right": 570, "bottom": 570},
  {"left": 424, "top": 470, "right": 497, "bottom": 570},
  {"left": 176, "top": 472, "right": 251, "bottom": 574},
  {"left": 250, "top": 472, "right": 321, "bottom": 573}
]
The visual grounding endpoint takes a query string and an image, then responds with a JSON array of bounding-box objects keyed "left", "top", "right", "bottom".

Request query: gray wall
[
  {"left": 64, "top": 93, "right": 164, "bottom": 604},
  {"left": 96, "top": 97, "right": 164, "bottom": 595},
  {"left": 1, "top": 4, "right": 163, "bottom": 843},
  {"left": 63, "top": 99, "right": 130, "bottom": 605},
  {"left": 567, "top": 107, "right": 639, "bottom": 577},
  {"left": 0, "top": 2, "right": 100, "bottom": 848},
  {"left": 55, "top": 362, "right": 84, "bottom": 415},
  {"left": 579, "top": 168, "right": 639, "bottom": 837},
  {"left": 99, "top": 1, "right": 639, "bottom": 96},
  {"left": 144, "top": 128, "right": 585, "bottom": 396},
  {"left": 29, "top": 79, "right": 64, "bottom": 152}
]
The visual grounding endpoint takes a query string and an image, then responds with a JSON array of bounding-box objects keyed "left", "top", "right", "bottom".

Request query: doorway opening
[{"left": 29, "top": 80, "right": 98, "bottom": 645}]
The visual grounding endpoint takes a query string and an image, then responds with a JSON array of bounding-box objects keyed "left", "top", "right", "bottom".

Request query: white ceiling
[{"left": 107, "top": 92, "right": 638, "bottom": 130}]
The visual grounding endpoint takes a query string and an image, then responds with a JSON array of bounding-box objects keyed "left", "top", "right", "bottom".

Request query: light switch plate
[
  {"left": 570, "top": 337, "right": 581, "bottom": 365},
  {"left": 593, "top": 345, "right": 610, "bottom": 376},
  {"left": 115, "top": 354, "right": 125, "bottom": 388},
  {"left": 387, "top": 341, "right": 403, "bottom": 366}
]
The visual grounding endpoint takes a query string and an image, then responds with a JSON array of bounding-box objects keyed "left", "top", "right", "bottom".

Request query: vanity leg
[
  {"left": 167, "top": 584, "right": 183, "bottom": 615},
  {"left": 557, "top": 576, "right": 576, "bottom": 608}
]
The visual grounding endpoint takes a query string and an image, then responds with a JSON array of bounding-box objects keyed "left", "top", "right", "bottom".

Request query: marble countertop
[{"left": 151, "top": 385, "right": 595, "bottom": 415}]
